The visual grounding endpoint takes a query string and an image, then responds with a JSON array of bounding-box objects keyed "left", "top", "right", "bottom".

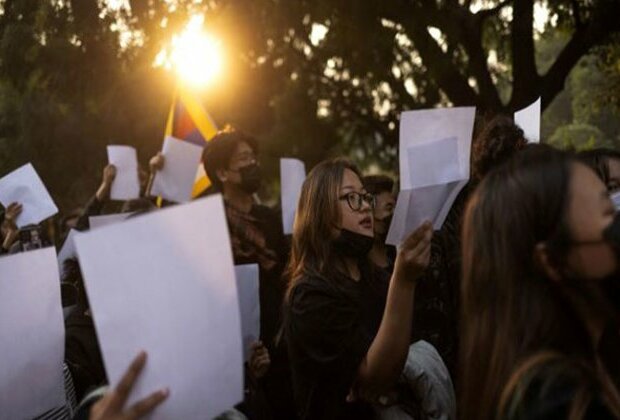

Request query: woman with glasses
[{"left": 283, "top": 158, "right": 433, "bottom": 419}]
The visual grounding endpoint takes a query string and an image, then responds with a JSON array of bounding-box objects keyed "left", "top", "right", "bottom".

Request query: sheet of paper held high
[
  {"left": 75, "top": 196, "right": 243, "bottom": 419},
  {"left": 514, "top": 97, "right": 541, "bottom": 144},
  {"left": 151, "top": 136, "right": 204, "bottom": 203},
  {"left": 387, "top": 107, "right": 476, "bottom": 246},
  {"left": 0, "top": 163, "right": 58, "bottom": 228},
  {"left": 280, "top": 158, "right": 306, "bottom": 235},
  {"left": 107, "top": 145, "right": 140, "bottom": 200},
  {"left": 234, "top": 264, "right": 261, "bottom": 361},
  {"left": 0, "top": 248, "right": 65, "bottom": 419}
]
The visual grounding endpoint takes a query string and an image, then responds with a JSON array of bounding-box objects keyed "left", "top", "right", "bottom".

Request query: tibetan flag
[{"left": 165, "top": 86, "right": 218, "bottom": 197}]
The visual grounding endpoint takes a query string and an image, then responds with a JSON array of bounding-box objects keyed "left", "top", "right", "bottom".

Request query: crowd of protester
[{"left": 1, "top": 113, "right": 620, "bottom": 420}]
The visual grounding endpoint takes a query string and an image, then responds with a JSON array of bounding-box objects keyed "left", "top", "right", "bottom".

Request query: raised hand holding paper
[
  {"left": 280, "top": 158, "right": 306, "bottom": 235},
  {"left": 75, "top": 196, "right": 243, "bottom": 419},
  {"left": 0, "top": 163, "right": 58, "bottom": 228},
  {"left": 107, "top": 145, "right": 140, "bottom": 200},
  {"left": 514, "top": 97, "right": 541, "bottom": 143},
  {"left": 235, "top": 264, "right": 261, "bottom": 361},
  {"left": 0, "top": 248, "right": 65, "bottom": 419},
  {"left": 151, "top": 136, "right": 204, "bottom": 203}
]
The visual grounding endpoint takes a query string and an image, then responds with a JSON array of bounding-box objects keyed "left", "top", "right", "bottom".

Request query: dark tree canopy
[{"left": 0, "top": 0, "right": 618, "bottom": 211}]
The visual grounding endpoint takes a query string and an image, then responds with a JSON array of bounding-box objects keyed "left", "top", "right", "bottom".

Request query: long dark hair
[
  {"left": 460, "top": 144, "right": 620, "bottom": 419},
  {"left": 285, "top": 158, "right": 363, "bottom": 298}
]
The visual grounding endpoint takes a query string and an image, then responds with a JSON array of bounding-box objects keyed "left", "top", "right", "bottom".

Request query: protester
[
  {"left": 460, "top": 144, "right": 620, "bottom": 419},
  {"left": 284, "top": 158, "right": 442, "bottom": 419},
  {"left": 201, "top": 126, "right": 294, "bottom": 419},
  {"left": 362, "top": 175, "right": 396, "bottom": 272}
]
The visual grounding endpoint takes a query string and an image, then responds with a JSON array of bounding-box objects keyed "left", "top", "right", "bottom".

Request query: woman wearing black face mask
[
  {"left": 460, "top": 144, "right": 620, "bottom": 420},
  {"left": 284, "top": 158, "right": 433, "bottom": 419}
]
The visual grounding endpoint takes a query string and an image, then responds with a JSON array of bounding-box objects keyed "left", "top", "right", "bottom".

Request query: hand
[
  {"left": 1, "top": 202, "right": 22, "bottom": 231},
  {"left": 248, "top": 341, "right": 271, "bottom": 379},
  {"left": 89, "top": 351, "right": 169, "bottom": 420},
  {"left": 96, "top": 164, "right": 117, "bottom": 202},
  {"left": 149, "top": 153, "right": 164, "bottom": 173},
  {"left": 1, "top": 202, "right": 22, "bottom": 250},
  {"left": 393, "top": 221, "right": 433, "bottom": 282}
]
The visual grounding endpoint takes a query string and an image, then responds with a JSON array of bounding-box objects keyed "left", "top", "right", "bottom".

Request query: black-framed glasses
[{"left": 339, "top": 192, "right": 375, "bottom": 211}]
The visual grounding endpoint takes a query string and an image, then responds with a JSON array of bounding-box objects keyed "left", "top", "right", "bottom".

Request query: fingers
[
  {"left": 149, "top": 153, "right": 164, "bottom": 171},
  {"left": 402, "top": 222, "right": 432, "bottom": 257},
  {"left": 6, "top": 202, "right": 22, "bottom": 219},
  {"left": 346, "top": 388, "right": 357, "bottom": 403},
  {"left": 109, "top": 351, "right": 147, "bottom": 411},
  {"left": 249, "top": 340, "right": 262, "bottom": 351},
  {"left": 256, "top": 354, "right": 270, "bottom": 365},
  {"left": 401, "top": 221, "right": 432, "bottom": 250},
  {"left": 126, "top": 388, "right": 169, "bottom": 419}
]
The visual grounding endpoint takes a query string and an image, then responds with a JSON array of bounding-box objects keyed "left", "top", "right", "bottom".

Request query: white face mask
[{"left": 611, "top": 191, "right": 620, "bottom": 211}]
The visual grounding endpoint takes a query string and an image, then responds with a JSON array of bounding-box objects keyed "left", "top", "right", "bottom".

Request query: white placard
[
  {"left": 0, "top": 248, "right": 65, "bottom": 419},
  {"left": 151, "top": 136, "right": 204, "bottom": 203},
  {"left": 234, "top": 264, "right": 261, "bottom": 361},
  {"left": 280, "top": 158, "right": 306, "bottom": 235},
  {"left": 399, "top": 107, "right": 475, "bottom": 191},
  {"left": 514, "top": 97, "right": 541, "bottom": 143},
  {"left": 388, "top": 107, "right": 475, "bottom": 246},
  {"left": 75, "top": 196, "right": 243, "bottom": 419},
  {"left": 0, "top": 163, "right": 58, "bottom": 227},
  {"left": 407, "top": 137, "right": 461, "bottom": 189},
  {"left": 107, "top": 145, "right": 140, "bottom": 200}
]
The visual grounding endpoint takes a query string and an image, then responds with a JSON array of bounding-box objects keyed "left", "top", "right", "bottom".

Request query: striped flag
[{"left": 165, "top": 85, "right": 218, "bottom": 197}]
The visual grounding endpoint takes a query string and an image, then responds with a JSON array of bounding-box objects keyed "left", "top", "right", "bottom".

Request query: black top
[
  {"left": 229, "top": 203, "right": 289, "bottom": 350},
  {"left": 285, "top": 267, "right": 389, "bottom": 420}
]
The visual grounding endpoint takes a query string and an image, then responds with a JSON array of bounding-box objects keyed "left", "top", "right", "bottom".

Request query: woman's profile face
[
  {"left": 564, "top": 163, "right": 617, "bottom": 280},
  {"left": 337, "top": 169, "right": 374, "bottom": 238}
]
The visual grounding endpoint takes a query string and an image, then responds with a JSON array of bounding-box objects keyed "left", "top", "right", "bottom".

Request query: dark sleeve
[
  {"left": 288, "top": 282, "right": 372, "bottom": 371},
  {"left": 74, "top": 195, "right": 105, "bottom": 231}
]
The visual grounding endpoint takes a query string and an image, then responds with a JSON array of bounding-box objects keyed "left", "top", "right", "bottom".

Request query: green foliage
[{"left": 547, "top": 123, "right": 613, "bottom": 151}]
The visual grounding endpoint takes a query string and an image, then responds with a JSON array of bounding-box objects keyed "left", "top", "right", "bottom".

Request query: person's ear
[
  {"left": 216, "top": 168, "right": 228, "bottom": 184},
  {"left": 534, "top": 242, "right": 562, "bottom": 282}
]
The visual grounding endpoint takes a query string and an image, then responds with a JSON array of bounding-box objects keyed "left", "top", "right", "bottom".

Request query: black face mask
[
  {"left": 238, "top": 163, "right": 262, "bottom": 194},
  {"left": 332, "top": 228, "right": 374, "bottom": 259}
]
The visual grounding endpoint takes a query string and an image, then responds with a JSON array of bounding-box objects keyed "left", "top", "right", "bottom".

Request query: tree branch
[
  {"left": 537, "top": 0, "right": 620, "bottom": 110},
  {"left": 570, "top": 0, "right": 583, "bottom": 28},
  {"left": 389, "top": 2, "right": 478, "bottom": 106},
  {"left": 510, "top": 0, "right": 539, "bottom": 107}
]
